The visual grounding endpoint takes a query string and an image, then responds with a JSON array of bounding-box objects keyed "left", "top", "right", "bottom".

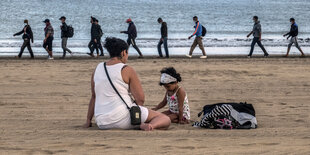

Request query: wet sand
[{"left": 0, "top": 57, "right": 310, "bottom": 154}]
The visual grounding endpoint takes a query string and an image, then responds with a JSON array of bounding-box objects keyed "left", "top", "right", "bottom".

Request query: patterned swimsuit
[{"left": 167, "top": 87, "right": 190, "bottom": 120}]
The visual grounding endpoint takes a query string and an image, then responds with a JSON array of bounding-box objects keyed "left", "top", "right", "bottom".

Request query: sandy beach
[{"left": 1, "top": 57, "right": 310, "bottom": 154}]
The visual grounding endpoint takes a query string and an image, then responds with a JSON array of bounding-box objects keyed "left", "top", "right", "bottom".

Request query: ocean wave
[{"left": 1, "top": 38, "right": 310, "bottom": 48}]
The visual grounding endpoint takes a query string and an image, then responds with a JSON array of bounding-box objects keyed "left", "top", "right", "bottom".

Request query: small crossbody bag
[{"left": 104, "top": 63, "right": 141, "bottom": 125}]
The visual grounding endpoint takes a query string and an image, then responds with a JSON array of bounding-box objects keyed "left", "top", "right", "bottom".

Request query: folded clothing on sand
[{"left": 193, "top": 102, "right": 257, "bottom": 129}]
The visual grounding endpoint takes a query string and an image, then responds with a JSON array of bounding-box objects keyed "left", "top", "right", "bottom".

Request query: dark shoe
[
  {"left": 99, "top": 54, "right": 104, "bottom": 56},
  {"left": 247, "top": 55, "right": 252, "bottom": 58},
  {"left": 264, "top": 53, "right": 269, "bottom": 57},
  {"left": 87, "top": 53, "right": 94, "bottom": 57},
  {"left": 15, "top": 56, "right": 21, "bottom": 59},
  {"left": 301, "top": 54, "right": 306, "bottom": 58},
  {"left": 138, "top": 56, "right": 144, "bottom": 59}
]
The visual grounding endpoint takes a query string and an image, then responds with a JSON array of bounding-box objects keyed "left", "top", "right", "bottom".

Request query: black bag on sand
[
  {"left": 193, "top": 102, "right": 257, "bottom": 129},
  {"left": 104, "top": 63, "right": 141, "bottom": 125}
]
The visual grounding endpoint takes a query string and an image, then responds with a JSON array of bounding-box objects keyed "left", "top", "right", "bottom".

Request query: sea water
[{"left": 1, "top": 0, "right": 310, "bottom": 56}]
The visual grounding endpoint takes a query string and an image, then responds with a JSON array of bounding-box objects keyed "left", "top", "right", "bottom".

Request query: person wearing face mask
[
  {"left": 246, "top": 16, "right": 269, "bottom": 58},
  {"left": 13, "top": 19, "right": 34, "bottom": 59},
  {"left": 43, "top": 19, "right": 54, "bottom": 60},
  {"left": 283, "top": 18, "right": 305, "bottom": 57},
  {"left": 186, "top": 16, "right": 207, "bottom": 59}
]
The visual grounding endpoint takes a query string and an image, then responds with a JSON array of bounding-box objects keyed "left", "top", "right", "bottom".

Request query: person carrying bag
[{"left": 104, "top": 62, "right": 141, "bottom": 125}]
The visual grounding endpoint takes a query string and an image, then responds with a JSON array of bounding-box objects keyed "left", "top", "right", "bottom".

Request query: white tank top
[{"left": 94, "top": 62, "right": 134, "bottom": 125}]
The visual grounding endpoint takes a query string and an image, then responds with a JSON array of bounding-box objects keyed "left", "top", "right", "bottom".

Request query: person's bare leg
[
  {"left": 297, "top": 46, "right": 305, "bottom": 56},
  {"left": 45, "top": 47, "right": 52, "bottom": 57},
  {"left": 167, "top": 113, "right": 179, "bottom": 123},
  {"left": 162, "top": 110, "right": 172, "bottom": 115},
  {"left": 286, "top": 46, "right": 291, "bottom": 57},
  {"left": 140, "top": 109, "right": 171, "bottom": 131},
  {"left": 49, "top": 51, "right": 53, "bottom": 57}
]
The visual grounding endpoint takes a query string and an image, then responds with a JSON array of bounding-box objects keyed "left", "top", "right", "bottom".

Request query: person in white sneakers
[{"left": 186, "top": 16, "right": 207, "bottom": 59}]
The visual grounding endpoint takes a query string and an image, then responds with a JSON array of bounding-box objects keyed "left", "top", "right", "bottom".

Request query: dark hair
[
  {"left": 159, "top": 67, "right": 182, "bottom": 85},
  {"left": 103, "top": 37, "right": 128, "bottom": 58},
  {"left": 193, "top": 16, "right": 198, "bottom": 20},
  {"left": 253, "top": 16, "right": 258, "bottom": 20},
  {"left": 290, "top": 18, "right": 295, "bottom": 22},
  {"left": 157, "top": 18, "right": 163, "bottom": 22}
]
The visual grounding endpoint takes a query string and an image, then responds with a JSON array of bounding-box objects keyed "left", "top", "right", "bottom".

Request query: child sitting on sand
[{"left": 152, "top": 67, "right": 190, "bottom": 124}]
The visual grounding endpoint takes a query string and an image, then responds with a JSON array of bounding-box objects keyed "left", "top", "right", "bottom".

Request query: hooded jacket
[
  {"left": 252, "top": 21, "right": 261, "bottom": 38},
  {"left": 14, "top": 25, "right": 33, "bottom": 42}
]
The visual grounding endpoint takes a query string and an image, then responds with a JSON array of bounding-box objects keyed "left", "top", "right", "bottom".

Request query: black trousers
[
  {"left": 127, "top": 37, "right": 142, "bottom": 56},
  {"left": 88, "top": 37, "right": 103, "bottom": 55},
  {"left": 18, "top": 39, "right": 34, "bottom": 58}
]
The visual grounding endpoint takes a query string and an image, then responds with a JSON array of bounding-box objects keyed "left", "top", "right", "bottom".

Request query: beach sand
[{"left": 0, "top": 57, "right": 310, "bottom": 154}]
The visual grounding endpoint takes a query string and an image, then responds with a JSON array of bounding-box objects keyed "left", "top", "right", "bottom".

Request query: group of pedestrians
[
  {"left": 13, "top": 15, "right": 306, "bottom": 59},
  {"left": 14, "top": 17, "right": 73, "bottom": 60}
]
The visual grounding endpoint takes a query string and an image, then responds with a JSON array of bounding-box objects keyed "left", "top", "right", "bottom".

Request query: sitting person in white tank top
[{"left": 84, "top": 37, "right": 171, "bottom": 131}]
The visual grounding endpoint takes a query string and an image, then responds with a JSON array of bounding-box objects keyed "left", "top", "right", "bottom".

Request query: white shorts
[{"left": 96, "top": 106, "right": 149, "bottom": 130}]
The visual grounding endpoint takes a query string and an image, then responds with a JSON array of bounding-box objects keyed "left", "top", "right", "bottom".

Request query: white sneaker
[
  {"left": 48, "top": 57, "right": 54, "bottom": 60},
  {"left": 200, "top": 55, "right": 207, "bottom": 59},
  {"left": 185, "top": 54, "right": 192, "bottom": 58}
]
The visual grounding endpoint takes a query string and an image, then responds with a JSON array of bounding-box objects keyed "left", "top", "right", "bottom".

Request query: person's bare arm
[
  {"left": 122, "top": 66, "right": 145, "bottom": 106},
  {"left": 176, "top": 87, "right": 186, "bottom": 124},
  {"left": 84, "top": 71, "right": 96, "bottom": 128},
  {"left": 152, "top": 94, "right": 168, "bottom": 110}
]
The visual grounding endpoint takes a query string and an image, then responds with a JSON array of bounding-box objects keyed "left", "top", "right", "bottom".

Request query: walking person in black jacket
[
  {"left": 87, "top": 16, "right": 101, "bottom": 57},
  {"left": 59, "top": 16, "right": 73, "bottom": 58},
  {"left": 157, "top": 18, "right": 169, "bottom": 58},
  {"left": 94, "top": 19, "right": 104, "bottom": 56},
  {"left": 283, "top": 18, "right": 305, "bottom": 57},
  {"left": 13, "top": 19, "right": 34, "bottom": 59},
  {"left": 120, "top": 18, "right": 143, "bottom": 58}
]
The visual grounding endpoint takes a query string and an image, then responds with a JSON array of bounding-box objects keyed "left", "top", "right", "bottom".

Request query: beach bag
[
  {"left": 103, "top": 63, "right": 141, "bottom": 125},
  {"left": 202, "top": 25, "right": 207, "bottom": 37},
  {"left": 193, "top": 102, "right": 257, "bottom": 129},
  {"left": 66, "top": 25, "right": 74, "bottom": 38}
]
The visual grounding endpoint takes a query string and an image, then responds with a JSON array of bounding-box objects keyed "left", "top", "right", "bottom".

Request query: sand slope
[{"left": 0, "top": 57, "right": 310, "bottom": 154}]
